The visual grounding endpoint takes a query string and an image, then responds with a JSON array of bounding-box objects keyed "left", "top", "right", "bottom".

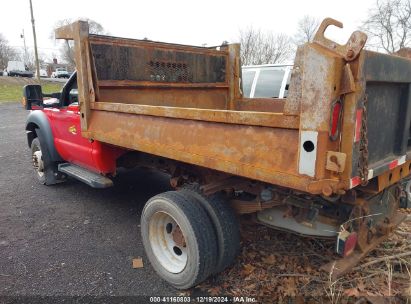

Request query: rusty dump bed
[{"left": 55, "top": 19, "right": 411, "bottom": 196}]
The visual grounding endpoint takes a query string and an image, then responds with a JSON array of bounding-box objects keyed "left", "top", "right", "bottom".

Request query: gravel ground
[{"left": 0, "top": 102, "right": 177, "bottom": 298}]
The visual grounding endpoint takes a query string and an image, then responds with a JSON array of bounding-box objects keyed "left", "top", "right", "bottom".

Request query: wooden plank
[{"left": 132, "top": 258, "right": 144, "bottom": 269}]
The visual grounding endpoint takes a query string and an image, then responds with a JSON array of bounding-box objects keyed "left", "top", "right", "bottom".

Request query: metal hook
[{"left": 313, "top": 18, "right": 367, "bottom": 61}]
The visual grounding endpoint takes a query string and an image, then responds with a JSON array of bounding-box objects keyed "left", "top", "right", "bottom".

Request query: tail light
[
  {"left": 329, "top": 99, "right": 343, "bottom": 141},
  {"left": 336, "top": 230, "right": 357, "bottom": 257}
]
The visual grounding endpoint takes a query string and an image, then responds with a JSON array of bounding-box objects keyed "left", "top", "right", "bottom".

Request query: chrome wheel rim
[{"left": 32, "top": 149, "right": 44, "bottom": 178}]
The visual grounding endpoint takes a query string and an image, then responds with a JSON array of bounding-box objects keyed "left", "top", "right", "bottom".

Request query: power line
[{"left": 10, "top": 45, "right": 60, "bottom": 51}]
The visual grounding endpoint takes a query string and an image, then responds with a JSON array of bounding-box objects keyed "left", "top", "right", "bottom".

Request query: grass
[{"left": 0, "top": 79, "right": 64, "bottom": 102}]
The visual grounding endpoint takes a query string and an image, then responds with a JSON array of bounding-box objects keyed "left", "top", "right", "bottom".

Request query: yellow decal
[{"left": 68, "top": 125, "right": 77, "bottom": 135}]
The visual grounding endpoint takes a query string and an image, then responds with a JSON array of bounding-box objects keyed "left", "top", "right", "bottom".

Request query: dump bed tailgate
[{"left": 351, "top": 51, "right": 411, "bottom": 187}]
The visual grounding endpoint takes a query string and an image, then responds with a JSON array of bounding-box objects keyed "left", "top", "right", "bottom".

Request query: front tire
[
  {"left": 30, "top": 137, "right": 63, "bottom": 185},
  {"left": 31, "top": 138, "right": 46, "bottom": 184},
  {"left": 141, "top": 191, "right": 218, "bottom": 289}
]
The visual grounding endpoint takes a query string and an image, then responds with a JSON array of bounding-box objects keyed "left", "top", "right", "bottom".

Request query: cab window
[
  {"left": 69, "top": 82, "right": 78, "bottom": 105},
  {"left": 61, "top": 73, "right": 78, "bottom": 106}
]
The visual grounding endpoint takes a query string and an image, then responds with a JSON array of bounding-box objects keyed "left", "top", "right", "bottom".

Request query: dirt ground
[{"left": 1, "top": 101, "right": 410, "bottom": 303}]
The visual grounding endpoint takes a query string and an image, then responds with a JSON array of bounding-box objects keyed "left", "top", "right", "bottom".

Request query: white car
[
  {"left": 35, "top": 69, "right": 48, "bottom": 78},
  {"left": 51, "top": 68, "right": 70, "bottom": 78},
  {"left": 242, "top": 64, "right": 293, "bottom": 98}
]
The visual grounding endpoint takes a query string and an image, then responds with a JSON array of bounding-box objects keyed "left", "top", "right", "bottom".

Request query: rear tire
[
  {"left": 180, "top": 184, "right": 241, "bottom": 274},
  {"left": 141, "top": 191, "right": 218, "bottom": 289}
]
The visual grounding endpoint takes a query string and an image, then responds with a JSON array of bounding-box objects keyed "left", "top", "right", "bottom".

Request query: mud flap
[{"left": 36, "top": 131, "right": 65, "bottom": 185}]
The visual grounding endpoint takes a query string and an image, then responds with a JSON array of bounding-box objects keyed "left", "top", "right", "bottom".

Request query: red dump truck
[{"left": 23, "top": 18, "right": 411, "bottom": 289}]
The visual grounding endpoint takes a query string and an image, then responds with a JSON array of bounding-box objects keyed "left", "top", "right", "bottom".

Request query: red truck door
[
  {"left": 50, "top": 77, "right": 95, "bottom": 171},
  {"left": 52, "top": 103, "right": 95, "bottom": 170},
  {"left": 49, "top": 74, "right": 124, "bottom": 175}
]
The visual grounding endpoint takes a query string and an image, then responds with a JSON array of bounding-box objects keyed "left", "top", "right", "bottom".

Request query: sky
[{"left": 1, "top": 0, "right": 376, "bottom": 63}]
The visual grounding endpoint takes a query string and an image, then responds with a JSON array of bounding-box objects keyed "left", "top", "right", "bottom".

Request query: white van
[
  {"left": 7, "top": 61, "right": 33, "bottom": 77},
  {"left": 35, "top": 69, "right": 48, "bottom": 78},
  {"left": 242, "top": 64, "right": 292, "bottom": 98}
]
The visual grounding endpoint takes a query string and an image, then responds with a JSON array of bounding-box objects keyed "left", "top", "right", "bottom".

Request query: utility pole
[
  {"left": 20, "top": 29, "right": 28, "bottom": 65},
  {"left": 29, "top": 0, "right": 40, "bottom": 82}
]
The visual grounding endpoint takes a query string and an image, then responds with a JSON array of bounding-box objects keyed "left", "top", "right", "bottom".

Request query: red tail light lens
[{"left": 336, "top": 231, "right": 357, "bottom": 257}]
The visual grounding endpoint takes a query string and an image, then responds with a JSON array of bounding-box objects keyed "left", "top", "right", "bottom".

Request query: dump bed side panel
[{"left": 87, "top": 110, "right": 310, "bottom": 191}]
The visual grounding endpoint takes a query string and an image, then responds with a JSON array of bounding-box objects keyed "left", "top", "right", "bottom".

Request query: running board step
[{"left": 58, "top": 163, "right": 113, "bottom": 188}]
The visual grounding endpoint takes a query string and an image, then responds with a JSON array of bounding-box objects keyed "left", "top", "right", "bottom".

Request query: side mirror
[{"left": 22, "top": 84, "right": 43, "bottom": 110}]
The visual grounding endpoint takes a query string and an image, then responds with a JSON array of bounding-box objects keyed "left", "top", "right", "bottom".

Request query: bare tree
[
  {"left": 51, "top": 18, "right": 108, "bottom": 68},
  {"left": 362, "top": 0, "right": 411, "bottom": 53},
  {"left": 239, "top": 27, "right": 261, "bottom": 66},
  {"left": 294, "top": 15, "right": 320, "bottom": 45},
  {"left": 239, "top": 27, "right": 294, "bottom": 65},
  {"left": 22, "top": 49, "right": 47, "bottom": 71},
  {"left": 0, "top": 34, "right": 18, "bottom": 70}
]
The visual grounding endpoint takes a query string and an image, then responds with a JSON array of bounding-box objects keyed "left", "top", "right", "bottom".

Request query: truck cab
[
  {"left": 24, "top": 72, "right": 124, "bottom": 186},
  {"left": 242, "top": 64, "right": 292, "bottom": 98}
]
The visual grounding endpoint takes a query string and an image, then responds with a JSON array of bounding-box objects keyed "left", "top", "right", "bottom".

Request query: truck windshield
[{"left": 253, "top": 69, "right": 285, "bottom": 98}]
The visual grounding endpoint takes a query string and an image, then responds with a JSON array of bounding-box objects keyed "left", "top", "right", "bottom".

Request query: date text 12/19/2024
[{"left": 149, "top": 296, "right": 257, "bottom": 303}]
